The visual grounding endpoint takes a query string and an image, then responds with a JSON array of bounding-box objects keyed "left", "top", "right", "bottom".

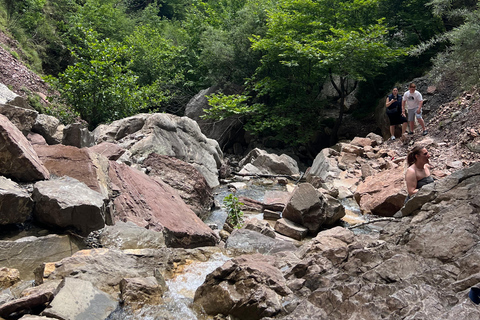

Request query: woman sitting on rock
[{"left": 405, "top": 146, "right": 434, "bottom": 201}]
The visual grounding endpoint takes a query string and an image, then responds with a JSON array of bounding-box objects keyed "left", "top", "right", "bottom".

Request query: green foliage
[
  {"left": 430, "top": 5, "right": 480, "bottom": 91},
  {"left": 42, "top": 100, "right": 80, "bottom": 124},
  {"left": 0, "top": 0, "right": 469, "bottom": 149},
  {"left": 67, "top": 0, "right": 134, "bottom": 42},
  {"left": 125, "top": 24, "right": 189, "bottom": 113},
  {"left": 243, "top": 0, "right": 405, "bottom": 144},
  {"left": 183, "top": 0, "right": 273, "bottom": 86},
  {"left": 223, "top": 193, "right": 244, "bottom": 229},
  {"left": 202, "top": 92, "right": 251, "bottom": 120},
  {"left": 45, "top": 28, "right": 145, "bottom": 129}
]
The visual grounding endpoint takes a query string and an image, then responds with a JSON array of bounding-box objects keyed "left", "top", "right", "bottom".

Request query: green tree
[
  {"left": 181, "top": 0, "right": 273, "bottom": 87},
  {"left": 45, "top": 28, "right": 145, "bottom": 129},
  {"left": 234, "top": 0, "right": 405, "bottom": 145},
  {"left": 125, "top": 24, "right": 189, "bottom": 114},
  {"left": 430, "top": 2, "right": 480, "bottom": 90},
  {"left": 67, "top": 0, "right": 134, "bottom": 42}
]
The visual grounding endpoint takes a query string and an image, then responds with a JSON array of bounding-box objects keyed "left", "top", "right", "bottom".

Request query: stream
[{"left": 108, "top": 179, "right": 367, "bottom": 319}]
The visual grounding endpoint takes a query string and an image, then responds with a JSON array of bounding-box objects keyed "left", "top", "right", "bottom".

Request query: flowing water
[
  {"left": 107, "top": 252, "right": 231, "bottom": 320},
  {"left": 205, "top": 178, "right": 288, "bottom": 229},
  {"left": 108, "top": 180, "right": 286, "bottom": 319}
]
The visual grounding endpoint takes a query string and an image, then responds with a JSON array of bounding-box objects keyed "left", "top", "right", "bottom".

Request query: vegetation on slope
[{"left": 0, "top": 0, "right": 478, "bottom": 146}]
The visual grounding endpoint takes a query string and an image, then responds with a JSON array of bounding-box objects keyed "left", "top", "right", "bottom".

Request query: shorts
[{"left": 407, "top": 109, "right": 422, "bottom": 122}]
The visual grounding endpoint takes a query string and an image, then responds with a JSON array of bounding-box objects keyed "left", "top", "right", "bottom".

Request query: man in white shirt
[{"left": 401, "top": 83, "right": 427, "bottom": 136}]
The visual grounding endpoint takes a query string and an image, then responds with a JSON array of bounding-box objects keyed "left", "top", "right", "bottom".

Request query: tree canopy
[{"left": 0, "top": 0, "right": 475, "bottom": 150}]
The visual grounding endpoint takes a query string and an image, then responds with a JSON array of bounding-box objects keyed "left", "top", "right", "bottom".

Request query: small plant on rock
[{"left": 223, "top": 193, "right": 244, "bottom": 229}]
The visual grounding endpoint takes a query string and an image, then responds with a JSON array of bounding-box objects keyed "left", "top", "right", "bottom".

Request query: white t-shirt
[{"left": 403, "top": 90, "right": 423, "bottom": 110}]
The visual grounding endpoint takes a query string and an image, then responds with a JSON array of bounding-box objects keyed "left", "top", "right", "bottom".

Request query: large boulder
[
  {"left": 225, "top": 228, "right": 297, "bottom": 254},
  {"left": 305, "top": 148, "right": 342, "bottom": 188},
  {"left": 0, "top": 83, "right": 37, "bottom": 135},
  {"left": 185, "top": 86, "right": 246, "bottom": 152},
  {"left": 194, "top": 254, "right": 292, "bottom": 320},
  {"left": 34, "top": 144, "right": 110, "bottom": 197},
  {"left": 94, "top": 113, "right": 223, "bottom": 188},
  {"left": 354, "top": 165, "right": 407, "bottom": 216},
  {"left": 108, "top": 161, "right": 219, "bottom": 248},
  {"left": 41, "top": 277, "right": 117, "bottom": 320},
  {"left": 0, "top": 234, "right": 85, "bottom": 279},
  {"left": 62, "top": 122, "right": 95, "bottom": 148},
  {"left": 143, "top": 153, "right": 214, "bottom": 220},
  {"left": 0, "top": 83, "right": 22, "bottom": 106},
  {"left": 282, "top": 183, "right": 344, "bottom": 234},
  {"left": 32, "top": 176, "right": 107, "bottom": 236},
  {"left": 0, "top": 114, "right": 50, "bottom": 182},
  {"left": 0, "top": 176, "right": 34, "bottom": 225},
  {"left": 98, "top": 221, "right": 165, "bottom": 250},
  {"left": 31, "top": 114, "right": 61, "bottom": 145},
  {"left": 238, "top": 148, "right": 300, "bottom": 176}
]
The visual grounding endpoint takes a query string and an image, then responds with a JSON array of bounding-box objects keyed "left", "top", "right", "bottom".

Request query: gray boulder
[
  {"left": 281, "top": 183, "right": 324, "bottom": 233},
  {"left": 305, "top": 148, "right": 341, "bottom": 189},
  {"left": 62, "top": 122, "right": 95, "bottom": 148},
  {"left": 0, "top": 176, "right": 34, "bottom": 225},
  {"left": 0, "top": 234, "right": 84, "bottom": 279},
  {"left": 238, "top": 148, "right": 300, "bottom": 176},
  {"left": 194, "top": 254, "right": 292, "bottom": 320},
  {"left": 33, "top": 176, "right": 107, "bottom": 236},
  {"left": 31, "top": 114, "right": 60, "bottom": 145},
  {"left": 41, "top": 277, "right": 117, "bottom": 320},
  {"left": 98, "top": 221, "right": 165, "bottom": 250},
  {"left": 93, "top": 113, "right": 223, "bottom": 188},
  {"left": 0, "top": 83, "right": 36, "bottom": 133},
  {"left": 225, "top": 229, "right": 297, "bottom": 255}
]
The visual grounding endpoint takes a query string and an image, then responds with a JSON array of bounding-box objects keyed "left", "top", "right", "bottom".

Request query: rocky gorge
[
  {"left": 1, "top": 77, "right": 480, "bottom": 320},
  {"left": 2, "top": 25, "right": 480, "bottom": 319}
]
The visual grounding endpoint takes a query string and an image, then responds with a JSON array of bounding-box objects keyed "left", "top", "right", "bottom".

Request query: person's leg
[
  {"left": 390, "top": 125, "right": 395, "bottom": 137},
  {"left": 417, "top": 117, "right": 426, "bottom": 131},
  {"left": 401, "top": 122, "right": 407, "bottom": 135},
  {"left": 407, "top": 110, "right": 415, "bottom": 133},
  {"left": 409, "top": 121, "right": 415, "bottom": 133}
]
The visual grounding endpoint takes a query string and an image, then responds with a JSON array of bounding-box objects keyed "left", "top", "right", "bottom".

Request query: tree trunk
[{"left": 329, "top": 73, "right": 346, "bottom": 145}]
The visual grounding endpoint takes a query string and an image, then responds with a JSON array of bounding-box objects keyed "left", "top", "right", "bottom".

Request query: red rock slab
[
  {"left": 108, "top": 161, "right": 219, "bottom": 248},
  {"left": 34, "top": 144, "right": 105, "bottom": 195},
  {"left": 0, "top": 113, "right": 49, "bottom": 182}
]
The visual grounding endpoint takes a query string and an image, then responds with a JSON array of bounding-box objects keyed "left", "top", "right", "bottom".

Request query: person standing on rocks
[
  {"left": 402, "top": 83, "right": 427, "bottom": 136},
  {"left": 385, "top": 87, "right": 407, "bottom": 140},
  {"left": 405, "top": 146, "right": 434, "bottom": 201}
]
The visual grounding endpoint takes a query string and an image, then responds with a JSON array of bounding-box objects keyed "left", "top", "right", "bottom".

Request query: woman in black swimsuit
[{"left": 405, "top": 146, "right": 434, "bottom": 199}]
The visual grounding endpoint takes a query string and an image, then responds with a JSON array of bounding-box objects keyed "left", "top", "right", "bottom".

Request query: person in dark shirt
[
  {"left": 385, "top": 87, "right": 407, "bottom": 140},
  {"left": 405, "top": 146, "right": 434, "bottom": 200}
]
